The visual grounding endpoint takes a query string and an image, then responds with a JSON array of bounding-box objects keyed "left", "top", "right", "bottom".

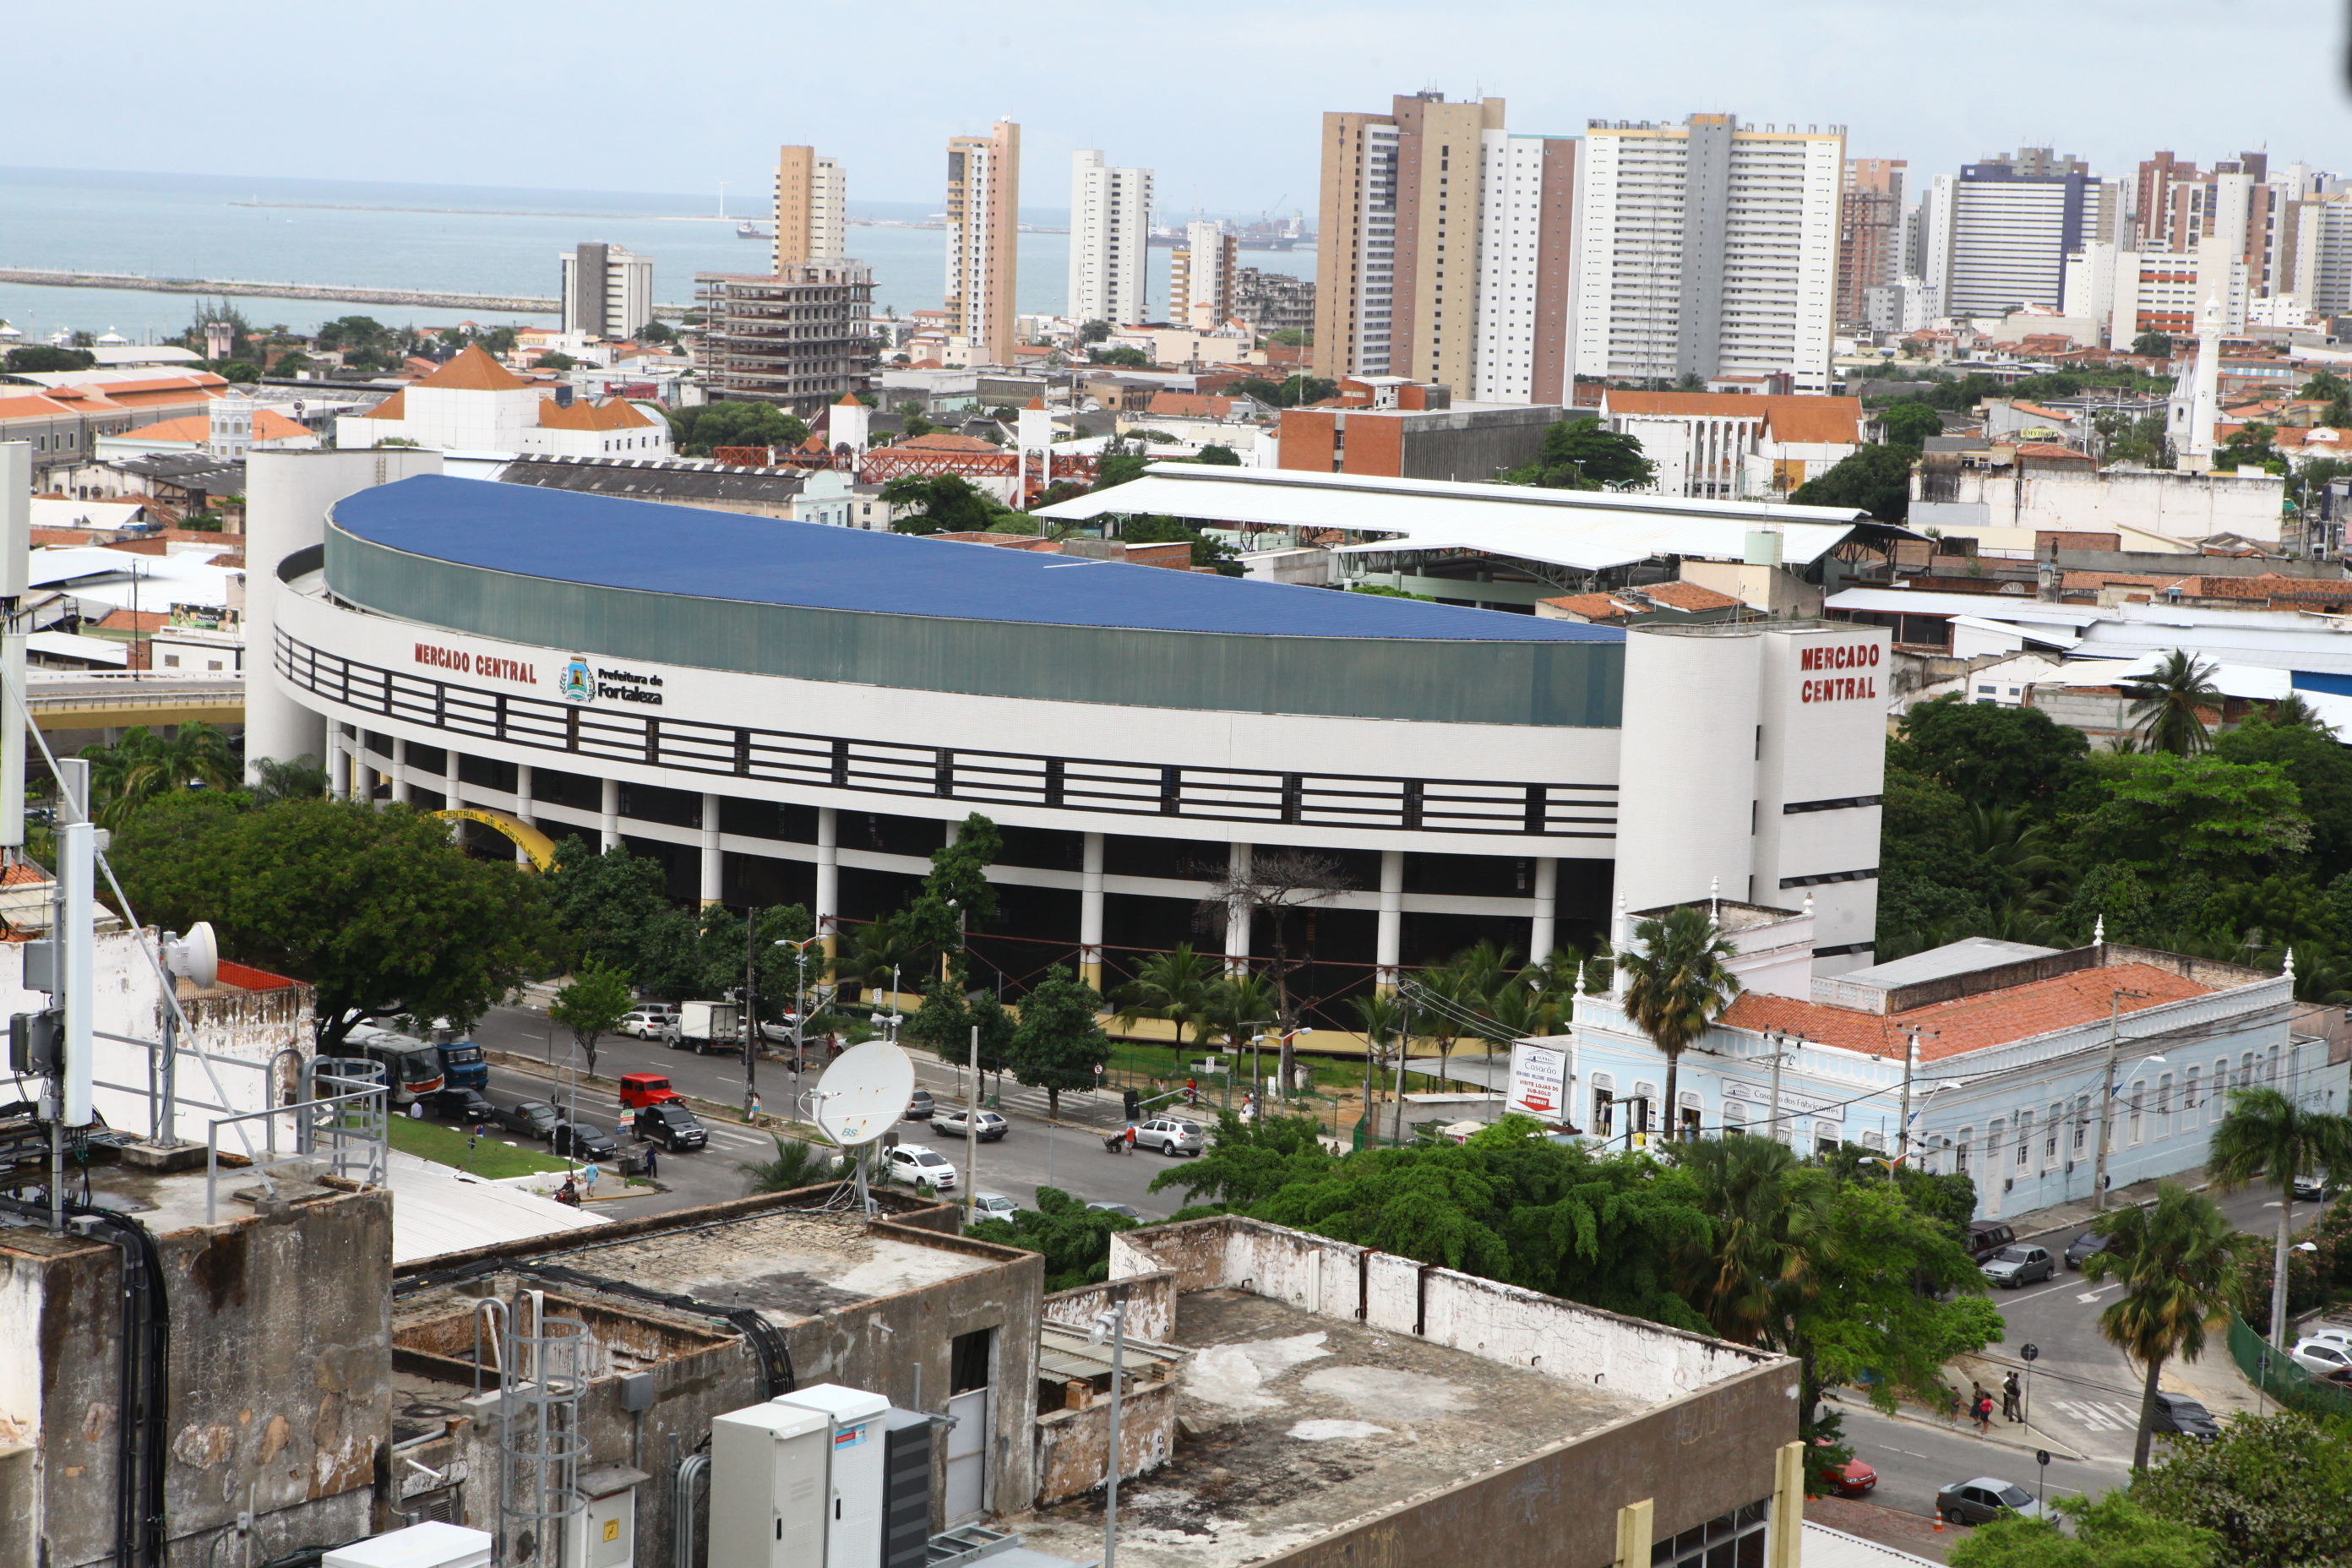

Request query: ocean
[{"left": 0, "top": 165, "right": 1313, "bottom": 345}]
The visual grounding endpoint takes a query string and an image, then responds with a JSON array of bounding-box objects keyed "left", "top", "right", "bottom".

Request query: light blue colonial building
[{"left": 1556, "top": 900, "right": 2342, "bottom": 1222}]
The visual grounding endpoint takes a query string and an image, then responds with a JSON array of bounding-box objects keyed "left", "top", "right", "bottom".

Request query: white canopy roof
[
  {"left": 1036, "top": 464, "right": 1891, "bottom": 574},
  {"left": 1826, "top": 587, "right": 2109, "bottom": 626}
]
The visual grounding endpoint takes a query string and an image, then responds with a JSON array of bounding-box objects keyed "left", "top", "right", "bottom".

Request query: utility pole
[
  {"left": 964, "top": 1023, "right": 979, "bottom": 1222},
  {"left": 1896, "top": 1029, "right": 1938, "bottom": 1166},
  {"left": 2092, "top": 988, "right": 2151, "bottom": 1211},
  {"left": 742, "top": 905, "right": 760, "bottom": 1123},
  {"left": 1768, "top": 1031, "right": 1788, "bottom": 1144},
  {"left": 1092, "top": 1287, "right": 1131, "bottom": 1568}
]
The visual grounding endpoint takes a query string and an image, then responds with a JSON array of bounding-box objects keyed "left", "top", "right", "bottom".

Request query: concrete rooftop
[
  {"left": 492, "top": 1208, "right": 997, "bottom": 1326},
  {"left": 1020, "top": 1288, "right": 1647, "bottom": 1568}
]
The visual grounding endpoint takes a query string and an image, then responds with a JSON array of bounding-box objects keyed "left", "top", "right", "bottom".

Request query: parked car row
[{"left": 422, "top": 1081, "right": 705, "bottom": 1154}]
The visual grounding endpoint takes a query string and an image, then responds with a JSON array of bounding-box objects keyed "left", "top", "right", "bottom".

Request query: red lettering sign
[{"left": 414, "top": 643, "right": 538, "bottom": 687}]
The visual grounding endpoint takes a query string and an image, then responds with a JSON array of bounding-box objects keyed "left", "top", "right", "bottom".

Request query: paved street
[
  {"left": 465, "top": 1004, "right": 1199, "bottom": 1225},
  {"left": 1834, "top": 1403, "right": 2128, "bottom": 1523}
]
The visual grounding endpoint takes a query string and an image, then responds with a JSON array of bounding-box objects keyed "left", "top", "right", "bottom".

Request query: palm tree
[
  {"left": 1113, "top": 943, "right": 1219, "bottom": 1074},
  {"left": 2205, "top": 1085, "right": 2352, "bottom": 1347},
  {"left": 2124, "top": 650, "right": 2223, "bottom": 755},
  {"left": 1670, "top": 1135, "right": 1817, "bottom": 1345},
  {"left": 2268, "top": 693, "right": 2338, "bottom": 737},
  {"left": 739, "top": 1134, "right": 849, "bottom": 1194},
  {"left": 2080, "top": 1183, "right": 2252, "bottom": 1469},
  {"left": 1617, "top": 906, "right": 1743, "bottom": 1143},
  {"left": 1198, "top": 970, "right": 1277, "bottom": 1075},
  {"left": 79, "top": 721, "right": 242, "bottom": 826},
  {"left": 1351, "top": 990, "right": 1403, "bottom": 1143},
  {"left": 840, "top": 918, "right": 918, "bottom": 1005}
]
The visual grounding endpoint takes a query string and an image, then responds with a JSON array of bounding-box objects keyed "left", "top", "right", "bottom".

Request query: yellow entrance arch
[{"left": 433, "top": 808, "right": 559, "bottom": 871}]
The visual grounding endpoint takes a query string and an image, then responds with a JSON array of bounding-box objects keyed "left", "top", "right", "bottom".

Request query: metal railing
[
  {"left": 280, "top": 629, "right": 1619, "bottom": 840},
  {"left": 2228, "top": 1312, "right": 2352, "bottom": 1423},
  {"left": 203, "top": 1063, "right": 387, "bottom": 1223}
]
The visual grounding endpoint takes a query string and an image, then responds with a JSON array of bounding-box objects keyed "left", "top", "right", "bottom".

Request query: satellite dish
[
  {"left": 163, "top": 922, "right": 219, "bottom": 990},
  {"left": 812, "top": 1042, "right": 915, "bottom": 1149}
]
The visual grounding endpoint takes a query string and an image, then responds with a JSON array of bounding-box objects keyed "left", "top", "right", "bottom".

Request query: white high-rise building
[
  {"left": 1169, "top": 220, "right": 1239, "bottom": 329},
  {"left": 2067, "top": 237, "right": 2246, "bottom": 348},
  {"left": 1571, "top": 115, "right": 1843, "bottom": 393},
  {"left": 559, "top": 242, "right": 654, "bottom": 340},
  {"left": 1068, "top": 151, "right": 1152, "bottom": 328},
  {"left": 2290, "top": 194, "right": 2352, "bottom": 318},
  {"left": 1471, "top": 130, "right": 1578, "bottom": 405}
]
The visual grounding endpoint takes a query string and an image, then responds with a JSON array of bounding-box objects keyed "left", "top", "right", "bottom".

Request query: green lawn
[{"left": 389, "top": 1114, "right": 574, "bottom": 1179}]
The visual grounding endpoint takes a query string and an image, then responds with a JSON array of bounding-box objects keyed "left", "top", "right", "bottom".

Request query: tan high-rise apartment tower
[
  {"left": 773, "top": 146, "right": 847, "bottom": 272},
  {"left": 1836, "top": 157, "right": 1906, "bottom": 328},
  {"left": 946, "top": 120, "right": 1021, "bottom": 367},
  {"left": 1313, "top": 93, "right": 1507, "bottom": 393},
  {"left": 1169, "top": 220, "right": 1239, "bottom": 328}
]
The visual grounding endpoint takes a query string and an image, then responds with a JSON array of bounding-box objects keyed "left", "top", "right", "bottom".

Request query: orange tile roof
[
  {"left": 415, "top": 345, "right": 527, "bottom": 392},
  {"left": 1720, "top": 961, "right": 2213, "bottom": 1063},
  {"left": 891, "top": 432, "right": 998, "bottom": 452},
  {"left": 126, "top": 409, "right": 312, "bottom": 445},
  {"left": 536, "top": 396, "right": 653, "bottom": 432},
  {"left": 0, "top": 394, "right": 81, "bottom": 422},
  {"left": 837, "top": 392, "right": 864, "bottom": 406},
  {"left": 2013, "top": 442, "right": 2092, "bottom": 460},
  {"left": 1646, "top": 580, "right": 1744, "bottom": 612},
  {"left": 1539, "top": 592, "right": 1628, "bottom": 621},
  {"left": 2006, "top": 401, "right": 2074, "bottom": 420},
  {"left": 97, "top": 608, "right": 171, "bottom": 633},
  {"left": 355, "top": 390, "right": 407, "bottom": 421}
]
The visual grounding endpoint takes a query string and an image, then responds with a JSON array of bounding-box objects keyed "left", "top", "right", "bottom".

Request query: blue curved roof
[{"left": 331, "top": 476, "right": 1622, "bottom": 645}]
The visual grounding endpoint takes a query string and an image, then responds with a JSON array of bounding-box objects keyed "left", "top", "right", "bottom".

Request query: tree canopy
[
  {"left": 882, "top": 473, "right": 1015, "bottom": 534},
  {"left": 1509, "top": 416, "right": 1658, "bottom": 490},
  {"left": 1788, "top": 443, "right": 1915, "bottom": 522},
  {"left": 110, "top": 794, "right": 554, "bottom": 1048},
  {"left": 667, "top": 400, "right": 810, "bottom": 456}
]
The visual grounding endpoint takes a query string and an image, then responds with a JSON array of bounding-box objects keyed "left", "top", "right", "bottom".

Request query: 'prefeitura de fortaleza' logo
[{"left": 560, "top": 657, "right": 593, "bottom": 704}]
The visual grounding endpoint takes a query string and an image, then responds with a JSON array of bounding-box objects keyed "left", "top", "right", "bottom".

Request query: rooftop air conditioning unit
[
  {"left": 322, "top": 1523, "right": 493, "bottom": 1568},
  {"left": 773, "top": 1385, "right": 892, "bottom": 1568},
  {"left": 710, "top": 1402, "right": 831, "bottom": 1568}
]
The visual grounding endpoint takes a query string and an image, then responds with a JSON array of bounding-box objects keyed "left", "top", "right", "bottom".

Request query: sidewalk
[
  {"left": 1992, "top": 1165, "right": 2211, "bottom": 1244},
  {"left": 1826, "top": 1387, "right": 2088, "bottom": 1463}
]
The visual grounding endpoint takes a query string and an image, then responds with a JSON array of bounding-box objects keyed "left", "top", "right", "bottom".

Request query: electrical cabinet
[
  {"left": 772, "top": 1385, "right": 890, "bottom": 1568},
  {"left": 879, "top": 1408, "right": 934, "bottom": 1568},
  {"left": 563, "top": 1466, "right": 647, "bottom": 1568},
  {"left": 710, "top": 1402, "right": 830, "bottom": 1568}
]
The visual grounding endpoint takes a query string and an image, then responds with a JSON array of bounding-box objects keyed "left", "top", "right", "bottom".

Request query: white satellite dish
[
  {"left": 162, "top": 922, "right": 219, "bottom": 990},
  {"left": 812, "top": 1042, "right": 915, "bottom": 1149}
]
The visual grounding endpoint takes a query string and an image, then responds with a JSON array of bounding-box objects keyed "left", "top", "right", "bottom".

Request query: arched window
[
  {"left": 2266, "top": 1045, "right": 2281, "bottom": 1086},
  {"left": 1861, "top": 1129, "right": 1886, "bottom": 1152},
  {"left": 2128, "top": 1081, "right": 2146, "bottom": 1145},
  {"left": 1987, "top": 1119, "right": 2005, "bottom": 1169},
  {"left": 2155, "top": 1074, "right": 2173, "bottom": 1137},
  {"left": 2016, "top": 1110, "right": 2034, "bottom": 1167},
  {"left": 1631, "top": 1082, "right": 1659, "bottom": 1135},
  {"left": 2183, "top": 1065, "right": 2202, "bottom": 1125},
  {"left": 2072, "top": 1095, "right": 2091, "bottom": 1152},
  {"left": 2240, "top": 1053, "right": 2257, "bottom": 1090},
  {"left": 1955, "top": 1128, "right": 1974, "bottom": 1173},
  {"left": 1724, "top": 1101, "right": 1750, "bottom": 1134},
  {"left": 1591, "top": 1072, "right": 1615, "bottom": 1139},
  {"left": 2045, "top": 1103, "right": 2062, "bottom": 1166}
]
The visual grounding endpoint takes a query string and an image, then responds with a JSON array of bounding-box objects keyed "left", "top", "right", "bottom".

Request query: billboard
[{"left": 1506, "top": 1041, "right": 1571, "bottom": 1122}]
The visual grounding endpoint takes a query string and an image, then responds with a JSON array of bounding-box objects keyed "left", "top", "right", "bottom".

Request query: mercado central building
[{"left": 247, "top": 451, "right": 1904, "bottom": 1009}]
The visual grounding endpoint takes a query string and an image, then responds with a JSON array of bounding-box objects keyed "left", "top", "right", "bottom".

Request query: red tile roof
[
  {"left": 1719, "top": 961, "right": 2213, "bottom": 1063},
  {"left": 415, "top": 345, "right": 527, "bottom": 392},
  {"left": 536, "top": 396, "right": 653, "bottom": 432},
  {"left": 124, "top": 409, "right": 313, "bottom": 445}
]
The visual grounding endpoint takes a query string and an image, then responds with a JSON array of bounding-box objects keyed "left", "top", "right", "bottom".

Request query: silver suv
[{"left": 1135, "top": 1118, "right": 1206, "bottom": 1157}]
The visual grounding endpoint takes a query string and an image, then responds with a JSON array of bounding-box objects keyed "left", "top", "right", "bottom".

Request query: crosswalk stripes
[{"left": 2047, "top": 1398, "right": 2139, "bottom": 1434}]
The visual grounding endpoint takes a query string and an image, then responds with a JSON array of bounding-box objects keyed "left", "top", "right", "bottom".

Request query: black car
[
  {"left": 430, "top": 1086, "right": 496, "bottom": 1124},
  {"left": 492, "top": 1100, "right": 562, "bottom": 1141},
  {"left": 2148, "top": 1392, "right": 2220, "bottom": 1441},
  {"left": 634, "top": 1102, "right": 707, "bottom": 1152},
  {"left": 1966, "top": 1221, "right": 2017, "bottom": 1266},
  {"left": 554, "top": 1121, "right": 619, "bottom": 1162},
  {"left": 2064, "top": 1231, "right": 2110, "bottom": 1271}
]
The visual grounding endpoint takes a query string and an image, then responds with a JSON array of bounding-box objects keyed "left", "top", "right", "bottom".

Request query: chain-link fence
[{"left": 2227, "top": 1313, "right": 2352, "bottom": 1424}]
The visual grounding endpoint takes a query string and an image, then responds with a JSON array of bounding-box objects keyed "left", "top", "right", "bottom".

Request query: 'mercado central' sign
[{"left": 1798, "top": 640, "right": 1879, "bottom": 704}]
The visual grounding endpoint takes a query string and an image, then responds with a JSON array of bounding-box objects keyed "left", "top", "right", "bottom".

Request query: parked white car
[
  {"left": 2287, "top": 1338, "right": 2352, "bottom": 1378},
  {"left": 885, "top": 1143, "right": 958, "bottom": 1191},
  {"left": 1134, "top": 1117, "right": 1206, "bottom": 1157},
  {"left": 972, "top": 1191, "right": 1021, "bottom": 1222},
  {"left": 620, "top": 1004, "right": 675, "bottom": 1040}
]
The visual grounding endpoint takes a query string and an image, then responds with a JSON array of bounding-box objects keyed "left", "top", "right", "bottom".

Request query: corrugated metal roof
[
  {"left": 1037, "top": 465, "right": 1883, "bottom": 574},
  {"left": 333, "top": 476, "right": 1621, "bottom": 644}
]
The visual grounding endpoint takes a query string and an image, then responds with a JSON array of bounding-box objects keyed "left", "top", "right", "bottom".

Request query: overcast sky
[{"left": 10, "top": 0, "right": 2347, "bottom": 213}]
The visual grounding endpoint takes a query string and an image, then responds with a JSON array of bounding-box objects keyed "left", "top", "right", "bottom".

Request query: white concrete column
[
  {"left": 444, "top": 747, "right": 462, "bottom": 841},
  {"left": 700, "top": 791, "right": 722, "bottom": 906},
  {"left": 1530, "top": 856, "right": 1559, "bottom": 961},
  {"left": 514, "top": 764, "right": 535, "bottom": 866},
  {"left": 1375, "top": 849, "right": 1403, "bottom": 993},
  {"left": 1611, "top": 894, "right": 1631, "bottom": 1000},
  {"left": 326, "top": 725, "right": 349, "bottom": 801},
  {"left": 1223, "top": 841, "right": 1253, "bottom": 975},
  {"left": 1080, "top": 831, "right": 1105, "bottom": 993},
  {"left": 599, "top": 776, "right": 620, "bottom": 851},
  {"left": 390, "top": 737, "right": 411, "bottom": 805},
  {"left": 815, "top": 807, "right": 840, "bottom": 983}
]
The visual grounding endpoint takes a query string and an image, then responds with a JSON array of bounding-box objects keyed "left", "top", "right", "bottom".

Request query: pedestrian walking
[
  {"left": 580, "top": 1162, "right": 600, "bottom": 1200},
  {"left": 1972, "top": 1385, "right": 1993, "bottom": 1435},
  {"left": 643, "top": 1144, "right": 658, "bottom": 1179},
  {"left": 2001, "top": 1371, "right": 2023, "bottom": 1424}
]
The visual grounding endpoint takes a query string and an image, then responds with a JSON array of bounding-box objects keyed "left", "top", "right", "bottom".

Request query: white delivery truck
[{"left": 664, "top": 1000, "right": 743, "bottom": 1056}]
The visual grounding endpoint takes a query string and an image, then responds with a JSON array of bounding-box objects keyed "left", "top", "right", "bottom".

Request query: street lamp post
[
  {"left": 776, "top": 936, "right": 820, "bottom": 1077},
  {"left": 1089, "top": 1288, "right": 1131, "bottom": 1568}
]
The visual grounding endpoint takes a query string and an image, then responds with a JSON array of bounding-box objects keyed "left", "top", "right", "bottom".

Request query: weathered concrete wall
[
  {"left": 1113, "top": 1218, "right": 1777, "bottom": 1403},
  {"left": 1260, "top": 1357, "right": 1799, "bottom": 1568},
  {"left": 1040, "top": 1271, "right": 1179, "bottom": 1345},
  {"left": 1034, "top": 1378, "right": 1177, "bottom": 1506},
  {"left": 779, "top": 1223, "right": 1043, "bottom": 1523},
  {"left": 2, "top": 1184, "right": 394, "bottom": 1568}
]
